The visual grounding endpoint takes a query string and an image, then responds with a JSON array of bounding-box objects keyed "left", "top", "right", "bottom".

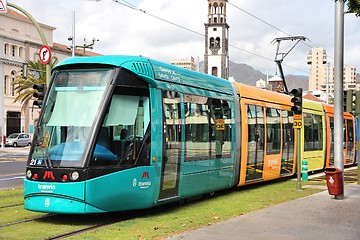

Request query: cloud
[{"left": 8, "top": 0, "right": 360, "bottom": 75}]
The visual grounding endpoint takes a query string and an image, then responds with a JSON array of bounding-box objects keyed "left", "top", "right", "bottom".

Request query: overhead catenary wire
[
  {"left": 111, "top": 0, "right": 321, "bottom": 76},
  {"left": 226, "top": 0, "right": 336, "bottom": 62}
]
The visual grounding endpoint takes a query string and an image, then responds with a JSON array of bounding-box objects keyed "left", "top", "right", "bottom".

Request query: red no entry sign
[
  {"left": 0, "top": 0, "right": 7, "bottom": 14},
  {"left": 38, "top": 45, "right": 52, "bottom": 64}
]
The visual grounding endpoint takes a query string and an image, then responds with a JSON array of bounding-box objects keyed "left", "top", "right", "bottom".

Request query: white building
[
  {"left": 307, "top": 47, "right": 357, "bottom": 94},
  {"left": 171, "top": 57, "right": 197, "bottom": 71},
  {"left": 0, "top": 9, "right": 99, "bottom": 138}
]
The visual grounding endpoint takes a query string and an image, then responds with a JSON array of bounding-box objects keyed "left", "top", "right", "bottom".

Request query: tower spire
[{"left": 204, "top": 0, "right": 229, "bottom": 79}]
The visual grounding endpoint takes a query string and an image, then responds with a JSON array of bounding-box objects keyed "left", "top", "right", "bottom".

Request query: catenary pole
[
  {"left": 333, "top": 0, "right": 345, "bottom": 200},
  {"left": 72, "top": 11, "right": 75, "bottom": 57}
]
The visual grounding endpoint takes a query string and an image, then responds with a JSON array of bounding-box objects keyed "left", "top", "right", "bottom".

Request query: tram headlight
[
  {"left": 70, "top": 171, "right": 79, "bottom": 181},
  {"left": 26, "top": 170, "right": 32, "bottom": 179}
]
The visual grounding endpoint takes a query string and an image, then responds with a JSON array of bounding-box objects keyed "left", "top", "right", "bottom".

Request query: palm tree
[
  {"left": 12, "top": 59, "right": 57, "bottom": 113},
  {"left": 346, "top": 0, "right": 360, "bottom": 16}
]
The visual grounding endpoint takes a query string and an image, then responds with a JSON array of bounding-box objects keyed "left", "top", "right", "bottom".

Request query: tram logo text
[{"left": 38, "top": 184, "right": 56, "bottom": 193}]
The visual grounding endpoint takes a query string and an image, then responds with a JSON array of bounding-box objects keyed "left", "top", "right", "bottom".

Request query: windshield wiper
[{"left": 43, "top": 151, "right": 52, "bottom": 168}]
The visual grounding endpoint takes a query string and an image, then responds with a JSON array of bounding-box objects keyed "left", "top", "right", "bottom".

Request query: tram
[{"left": 23, "top": 55, "right": 355, "bottom": 214}]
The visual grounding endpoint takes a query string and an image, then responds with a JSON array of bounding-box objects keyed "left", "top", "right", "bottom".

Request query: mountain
[
  {"left": 228, "top": 61, "right": 266, "bottom": 85},
  {"left": 228, "top": 61, "right": 309, "bottom": 90},
  {"left": 199, "top": 60, "right": 309, "bottom": 90}
]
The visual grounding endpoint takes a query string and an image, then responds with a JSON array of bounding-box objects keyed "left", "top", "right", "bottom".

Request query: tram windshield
[{"left": 29, "top": 68, "right": 114, "bottom": 168}]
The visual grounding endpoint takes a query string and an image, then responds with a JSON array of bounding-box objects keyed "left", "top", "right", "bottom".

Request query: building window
[
  {"left": 18, "top": 47, "right": 24, "bottom": 58},
  {"left": 4, "top": 43, "right": 9, "bottom": 55},
  {"left": 12, "top": 45, "right": 16, "bottom": 57},
  {"left": 11, "top": 71, "right": 16, "bottom": 96},
  {"left": 4, "top": 76, "right": 8, "bottom": 95},
  {"left": 212, "top": 67, "right": 218, "bottom": 76}
]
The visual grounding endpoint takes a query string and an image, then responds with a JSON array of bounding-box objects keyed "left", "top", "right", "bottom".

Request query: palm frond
[{"left": 12, "top": 59, "right": 57, "bottom": 106}]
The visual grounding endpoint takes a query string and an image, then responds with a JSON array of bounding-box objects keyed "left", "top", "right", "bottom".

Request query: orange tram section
[{"left": 233, "top": 83, "right": 355, "bottom": 187}]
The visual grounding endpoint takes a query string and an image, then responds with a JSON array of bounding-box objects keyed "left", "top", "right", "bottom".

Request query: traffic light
[
  {"left": 345, "top": 90, "right": 354, "bottom": 113},
  {"left": 355, "top": 91, "right": 360, "bottom": 115},
  {"left": 21, "top": 63, "right": 28, "bottom": 79},
  {"left": 291, "top": 88, "right": 302, "bottom": 114},
  {"left": 343, "top": 90, "right": 347, "bottom": 111},
  {"left": 33, "top": 84, "right": 45, "bottom": 108}
]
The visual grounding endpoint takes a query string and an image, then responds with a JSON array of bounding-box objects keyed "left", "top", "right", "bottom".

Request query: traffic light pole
[
  {"left": 290, "top": 88, "right": 303, "bottom": 191},
  {"left": 296, "top": 128, "right": 302, "bottom": 190}
]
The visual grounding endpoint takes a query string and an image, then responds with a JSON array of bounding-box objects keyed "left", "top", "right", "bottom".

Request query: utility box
[{"left": 325, "top": 167, "right": 343, "bottom": 196}]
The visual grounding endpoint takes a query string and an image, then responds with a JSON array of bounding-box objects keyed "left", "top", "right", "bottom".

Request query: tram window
[
  {"left": 346, "top": 119, "right": 354, "bottom": 164},
  {"left": 329, "top": 117, "right": 335, "bottom": 165},
  {"left": 184, "top": 100, "right": 210, "bottom": 161},
  {"left": 303, "top": 113, "right": 323, "bottom": 151},
  {"left": 90, "top": 93, "right": 150, "bottom": 167},
  {"left": 266, "top": 108, "right": 281, "bottom": 155},
  {"left": 163, "top": 91, "right": 181, "bottom": 155},
  {"left": 162, "top": 91, "right": 181, "bottom": 192},
  {"left": 280, "top": 110, "right": 294, "bottom": 175},
  {"left": 220, "top": 101, "right": 232, "bottom": 158},
  {"left": 246, "top": 104, "right": 264, "bottom": 181},
  {"left": 47, "top": 89, "right": 104, "bottom": 126},
  {"left": 209, "top": 99, "right": 232, "bottom": 159},
  {"left": 184, "top": 94, "right": 232, "bottom": 161}
]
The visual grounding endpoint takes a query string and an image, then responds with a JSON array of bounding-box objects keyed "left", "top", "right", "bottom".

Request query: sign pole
[{"left": 296, "top": 128, "right": 301, "bottom": 190}]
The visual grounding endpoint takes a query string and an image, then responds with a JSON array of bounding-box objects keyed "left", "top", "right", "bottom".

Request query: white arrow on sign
[
  {"left": 38, "top": 45, "right": 52, "bottom": 65},
  {"left": 0, "top": 0, "right": 7, "bottom": 14}
]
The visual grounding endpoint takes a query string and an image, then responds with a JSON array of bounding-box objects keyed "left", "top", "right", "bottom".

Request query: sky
[{"left": 6, "top": 0, "right": 360, "bottom": 77}]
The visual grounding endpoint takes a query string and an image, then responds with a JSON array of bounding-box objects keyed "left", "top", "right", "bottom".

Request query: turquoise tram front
[{"left": 24, "top": 55, "right": 238, "bottom": 214}]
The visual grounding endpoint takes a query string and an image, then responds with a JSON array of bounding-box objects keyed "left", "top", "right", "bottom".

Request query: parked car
[{"left": 6, "top": 133, "right": 31, "bottom": 147}]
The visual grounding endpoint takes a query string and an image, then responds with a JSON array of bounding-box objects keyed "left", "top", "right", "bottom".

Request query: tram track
[
  {"left": 47, "top": 203, "right": 179, "bottom": 239},
  {"left": 0, "top": 214, "right": 55, "bottom": 228},
  {"left": 46, "top": 218, "right": 122, "bottom": 240},
  {"left": 0, "top": 201, "right": 176, "bottom": 239},
  {"left": 0, "top": 203, "right": 23, "bottom": 209}
]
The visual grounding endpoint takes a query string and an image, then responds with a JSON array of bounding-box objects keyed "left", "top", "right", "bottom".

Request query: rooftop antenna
[{"left": 271, "top": 36, "right": 308, "bottom": 94}]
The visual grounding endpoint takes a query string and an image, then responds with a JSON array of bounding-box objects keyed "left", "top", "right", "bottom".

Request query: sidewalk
[
  {"left": 0, "top": 146, "right": 30, "bottom": 154},
  {"left": 168, "top": 184, "right": 360, "bottom": 240},
  {"left": 0, "top": 146, "right": 30, "bottom": 161}
]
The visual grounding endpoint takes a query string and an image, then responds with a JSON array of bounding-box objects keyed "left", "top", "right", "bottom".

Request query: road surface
[{"left": 0, "top": 146, "right": 29, "bottom": 189}]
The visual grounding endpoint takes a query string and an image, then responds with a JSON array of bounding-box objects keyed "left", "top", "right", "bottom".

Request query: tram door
[{"left": 159, "top": 91, "right": 181, "bottom": 200}]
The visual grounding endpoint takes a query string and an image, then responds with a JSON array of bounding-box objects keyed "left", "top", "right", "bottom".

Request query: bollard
[{"left": 302, "top": 160, "right": 308, "bottom": 181}]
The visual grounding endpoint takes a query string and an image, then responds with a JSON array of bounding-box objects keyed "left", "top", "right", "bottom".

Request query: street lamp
[{"left": 76, "top": 38, "right": 99, "bottom": 56}]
